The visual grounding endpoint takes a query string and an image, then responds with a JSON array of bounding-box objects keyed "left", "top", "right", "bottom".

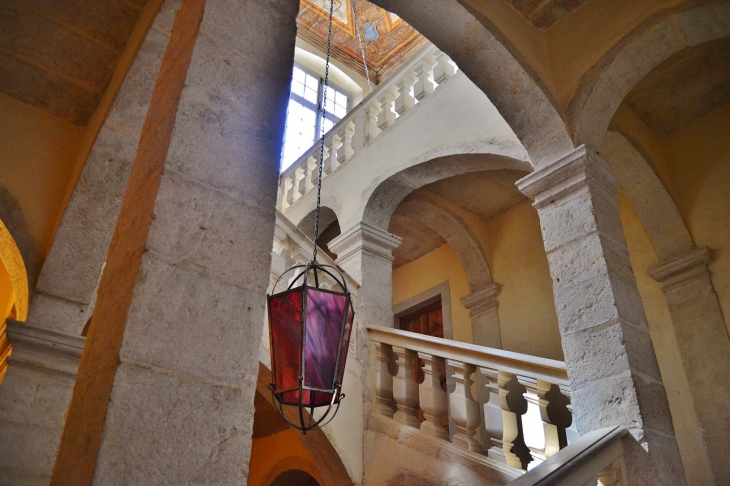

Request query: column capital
[
  {"left": 516, "top": 145, "right": 617, "bottom": 209},
  {"left": 328, "top": 222, "right": 402, "bottom": 268},
  {"left": 460, "top": 283, "right": 501, "bottom": 317},
  {"left": 5, "top": 319, "right": 85, "bottom": 381},
  {"left": 649, "top": 246, "right": 711, "bottom": 291}
]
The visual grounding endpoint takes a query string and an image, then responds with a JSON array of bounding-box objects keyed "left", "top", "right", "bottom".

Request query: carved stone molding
[
  {"left": 329, "top": 222, "right": 403, "bottom": 268},
  {"left": 649, "top": 246, "right": 712, "bottom": 291},
  {"left": 5, "top": 319, "right": 85, "bottom": 381},
  {"left": 461, "top": 283, "right": 501, "bottom": 318}
]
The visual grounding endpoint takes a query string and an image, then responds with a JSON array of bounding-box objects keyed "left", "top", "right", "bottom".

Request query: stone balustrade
[
  {"left": 368, "top": 325, "right": 577, "bottom": 472},
  {"left": 279, "top": 43, "right": 459, "bottom": 211}
]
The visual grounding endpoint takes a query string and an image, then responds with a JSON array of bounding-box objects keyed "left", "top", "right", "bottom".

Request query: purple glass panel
[
  {"left": 304, "top": 288, "right": 347, "bottom": 393},
  {"left": 269, "top": 289, "right": 303, "bottom": 398},
  {"left": 336, "top": 298, "right": 354, "bottom": 384}
]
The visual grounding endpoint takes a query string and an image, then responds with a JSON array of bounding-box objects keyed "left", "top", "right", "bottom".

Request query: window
[{"left": 281, "top": 65, "right": 349, "bottom": 171}]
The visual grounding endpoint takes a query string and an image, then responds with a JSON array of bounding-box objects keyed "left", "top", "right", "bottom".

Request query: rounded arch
[
  {"left": 601, "top": 130, "right": 695, "bottom": 262},
  {"left": 569, "top": 2, "right": 730, "bottom": 148},
  {"left": 0, "top": 218, "right": 28, "bottom": 321},
  {"left": 369, "top": 0, "right": 574, "bottom": 167},
  {"left": 253, "top": 363, "right": 353, "bottom": 486},
  {"left": 270, "top": 468, "right": 321, "bottom": 486},
  {"left": 362, "top": 153, "right": 530, "bottom": 231},
  {"left": 393, "top": 194, "right": 493, "bottom": 292}
]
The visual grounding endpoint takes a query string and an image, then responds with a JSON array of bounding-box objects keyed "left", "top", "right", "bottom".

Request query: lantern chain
[
  {"left": 312, "top": 0, "right": 335, "bottom": 264},
  {"left": 351, "top": 0, "right": 372, "bottom": 91}
]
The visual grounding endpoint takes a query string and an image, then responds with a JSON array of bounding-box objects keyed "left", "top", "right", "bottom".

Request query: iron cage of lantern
[{"left": 267, "top": 261, "right": 355, "bottom": 433}]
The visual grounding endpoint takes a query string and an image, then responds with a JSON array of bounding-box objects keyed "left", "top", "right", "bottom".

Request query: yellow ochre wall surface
[{"left": 247, "top": 429, "right": 325, "bottom": 486}]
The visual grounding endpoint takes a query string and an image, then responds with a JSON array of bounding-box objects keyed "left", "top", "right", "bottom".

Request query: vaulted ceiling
[
  {"left": 0, "top": 0, "right": 148, "bottom": 125},
  {"left": 504, "top": 0, "right": 590, "bottom": 29},
  {"left": 296, "top": 0, "right": 426, "bottom": 83}
]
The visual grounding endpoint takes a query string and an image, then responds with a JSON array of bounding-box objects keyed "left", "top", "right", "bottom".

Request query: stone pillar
[
  {"left": 649, "top": 247, "right": 730, "bottom": 483},
  {"left": 329, "top": 222, "right": 401, "bottom": 362},
  {"left": 517, "top": 146, "right": 687, "bottom": 485},
  {"left": 0, "top": 1, "right": 176, "bottom": 483},
  {"left": 0, "top": 320, "right": 84, "bottom": 484},
  {"left": 50, "top": 0, "right": 299, "bottom": 483},
  {"left": 461, "top": 283, "right": 501, "bottom": 348}
]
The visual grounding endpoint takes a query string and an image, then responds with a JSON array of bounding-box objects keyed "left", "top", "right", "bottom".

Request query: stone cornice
[
  {"left": 329, "top": 222, "right": 403, "bottom": 266},
  {"left": 649, "top": 247, "right": 711, "bottom": 291},
  {"left": 460, "top": 283, "right": 501, "bottom": 316},
  {"left": 5, "top": 319, "right": 85, "bottom": 380},
  {"left": 516, "top": 145, "right": 617, "bottom": 209}
]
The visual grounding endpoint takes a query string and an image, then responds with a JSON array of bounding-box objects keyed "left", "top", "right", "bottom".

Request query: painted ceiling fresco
[{"left": 297, "top": 0, "right": 426, "bottom": 83}]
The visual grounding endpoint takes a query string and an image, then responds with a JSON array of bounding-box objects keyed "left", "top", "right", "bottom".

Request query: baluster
[
  {"left": 598, "top": 457, "right": 627, "bottom": 486},
  {"left": 281, "top": 176, "right": 294, "bottom": 211},
  {"left": 293, "top": 166, "right": 305, "bottom": 202},
  {"left": 413, "top": 52, "right": 437, "bottom": 100},
  {"left": 391, "top": 345, "right": 420, "bottom": 428},
  {"left": 533, "top": 380, "right": 573, "bottom": 458},
  {"left": 496, "top": 372, "right": 532, "bottom": 470},
  {"left": 329, "top": 132, "right": 341, "bottom": 172},
  {"left": 520, "top": 377, "right": 547, "bottom": 466},
  {"left": 343, "top": 121, "right": 355, "bottom": 162},
  {"left": 395, "top": 70, "right": 417, "bottom": 115},
  {"left": 305, "top": 156, "right": 316, "bottom": 192},
  {"left": 380, "top": 85, "right": 399, "bottom": 130},
  {"left": 417, "top": 352, "right": 448, "bottom": 440},
  {"left": 447, "top": 360, "right": 482, "bottom": 452},
  {"left": 374, "top": 342, "right": 395, "bottom": 418},
  {"left": 367, "top": 100, "right": 382, "bottom": 140},
  {"left": 433, "top": 52, "right": 458, "bottom": 84},
  {"left": 479, "top": 367, "right": 505, "bottom": 456}
]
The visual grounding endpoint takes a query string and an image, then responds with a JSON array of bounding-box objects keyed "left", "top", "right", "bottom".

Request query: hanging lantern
[{"left": 268, "top": 261, "right": 354, "bottom": 433}]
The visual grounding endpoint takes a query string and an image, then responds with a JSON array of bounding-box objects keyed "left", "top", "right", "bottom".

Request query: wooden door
[{"left": 398, "top": 300, "right": 443, "bottom": 338}]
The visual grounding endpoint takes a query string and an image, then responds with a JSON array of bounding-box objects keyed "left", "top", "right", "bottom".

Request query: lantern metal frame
[{"left": 267, "top": 260, "right": 354, "bottom": 433}]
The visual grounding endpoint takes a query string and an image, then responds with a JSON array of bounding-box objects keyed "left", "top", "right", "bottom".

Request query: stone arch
[
  {"left": 254, "top": 363, "right": 353, "bottom": 486},
  {"left": 296, "top": 206, "right": 341, "bottom": 261},
  {"left": 362, "top": 153, "right": 530, "bottom": 231},
  {"left": 369, "top": 0, "right": 574, "bottom": 168},
  {"left": 601, "top": 130, "right": 695, "bottom": 262},
  {"left": 269, "top": 468, "right": 321, "bottom": 486},
  {"left": 395, "top": 195, "right": 492, "bottom": 291},
  {"left": 0, "top": 219, "right": 29, "bottom": 322},
  {"left": 569, "top": 2, "right": 730, "bottom": 148},
  {"left": 393, "top": 194, "right": 502, "bottom": 347}
]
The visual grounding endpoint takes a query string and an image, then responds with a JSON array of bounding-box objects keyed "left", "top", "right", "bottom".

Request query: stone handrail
[
  {"left": 368, "top": 325, "right": 577, "bottom": 471},
  {"left": 506, "top": 426, "right": 628, "bottom": 486},
  {"left": 278, "top": 42, "right": 459, "bottom": 211}
]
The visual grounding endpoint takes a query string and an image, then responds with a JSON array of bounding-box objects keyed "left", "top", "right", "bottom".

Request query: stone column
[
  {"left": 461, "top": 283, "right": 501, "bottom": 348},
  {"left": 417, "top": 352, "right": 448, "bottom": 439},
  {"left": 50, "top": 0, "right": 299, "bottom": 483},
  {"left": 328, "top": 222, "right": 402, "bottom": 380},
  {"left": 391, "top": 346, "right": 420, "bottom": 428},
  {"left": 447, "top": 360, "right": 482, "bottom": 453},
  {"left": 0, "top": 2, "right": 177, "bottom": 483},
  {"left": 517, "top": 146, "right": 687, "bottom": 485},
  {"left": 649, "top": 247, "right": 730, "bottom": 483},
  {"left": 0, "top": 320, "right": 84, "bottom": 485}
]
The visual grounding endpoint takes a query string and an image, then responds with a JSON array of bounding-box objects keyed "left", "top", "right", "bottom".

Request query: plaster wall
[
  {"left": 248, "top": 429, "right": 324, "bottom": 486},
  {"left": 282, "top": 70, "right": 529, "bottom": 230},
  {"left": 394, "top": 199, "right": 563, "bottom": 361},
  {"left": 0, "top": 93, "right": 83, "bottom": 272},
  {"left": 617, "top": 188, "right": 713, "bottom": 486},
  {"left": 661, "top": 102, "right": 730, "bottom": 335}
]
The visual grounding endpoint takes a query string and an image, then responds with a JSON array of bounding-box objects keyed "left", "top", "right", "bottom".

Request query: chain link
[
  {"left": 351, "top": 0, "right": 372, "bottom": 91},
  {"left": 312, "top": 0, "right": 336, "bottom": 263}
]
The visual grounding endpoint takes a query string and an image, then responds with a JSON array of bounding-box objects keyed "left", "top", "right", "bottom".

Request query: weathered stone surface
[
  {"left": 94, "top": 362, "right": 253, "bottom": 485},
  {"left": 120, "top": 251, "right": 265, "bottom": 386},
  {"left": 146, "top": 169, "right": 275, "bottom": 289},
  {"left": 0, "top": 366, "right": 74, "bottom": 430},
  {"left": 35, "top": 124, "right": 137, "bottom": 306},
  {"left": 106, "top": 27, "right": 170, "bottom": 134},
  {"left": 25, "top": 292, "right": 89, "bottom": 336},
  {"left": 0, "top": 420, "right": 62, "bottom": 478},
  {"left": 0, "top": 469, "right": 50, "bottom": 486}
]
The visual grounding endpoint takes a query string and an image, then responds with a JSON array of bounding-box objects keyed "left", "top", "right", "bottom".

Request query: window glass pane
[
  {"left": 322, "top": 118, "right": 334, "bottom": 134},
  {"left": 304, "top": 72, "right": 319, "bottom": 91},
  {"left": 304, "top": 86, "right": 318, "bottom": 104},
  {"left": 281, "top": 98, "right": 317, "bottom": 170},
  {"left": 293, "top": 66, "right": 306, "bottom": 84},
  {"left": 334, "top": 104, "right": 346, "bottom": 118}
]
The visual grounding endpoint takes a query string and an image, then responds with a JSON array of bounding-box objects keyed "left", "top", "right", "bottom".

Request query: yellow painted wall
[
  {"left": 661, "top": 102, "right": 730, "bottom": 335},
  {"left": 393, "top": 244, "right": 473, "bottom": 343},
  {"left": 0, "top": 93, "right": 84, "bottom": 277},
  {"left": 392, "top": 197, "right": 563, "bottom": 361},
  {"left": 248, "top": 429, "right": 325, "bottom": 486},
  {"left": 617, "top": 188, "right": 712, "bottom": 485}
]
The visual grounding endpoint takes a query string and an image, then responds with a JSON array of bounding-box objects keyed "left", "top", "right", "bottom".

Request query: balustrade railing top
[
  {"left": 278, "top": 42, "right": 459, "bottom": 211},
  {"left": 368, "top": 325, "right": 576, "bottom": 473}
]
